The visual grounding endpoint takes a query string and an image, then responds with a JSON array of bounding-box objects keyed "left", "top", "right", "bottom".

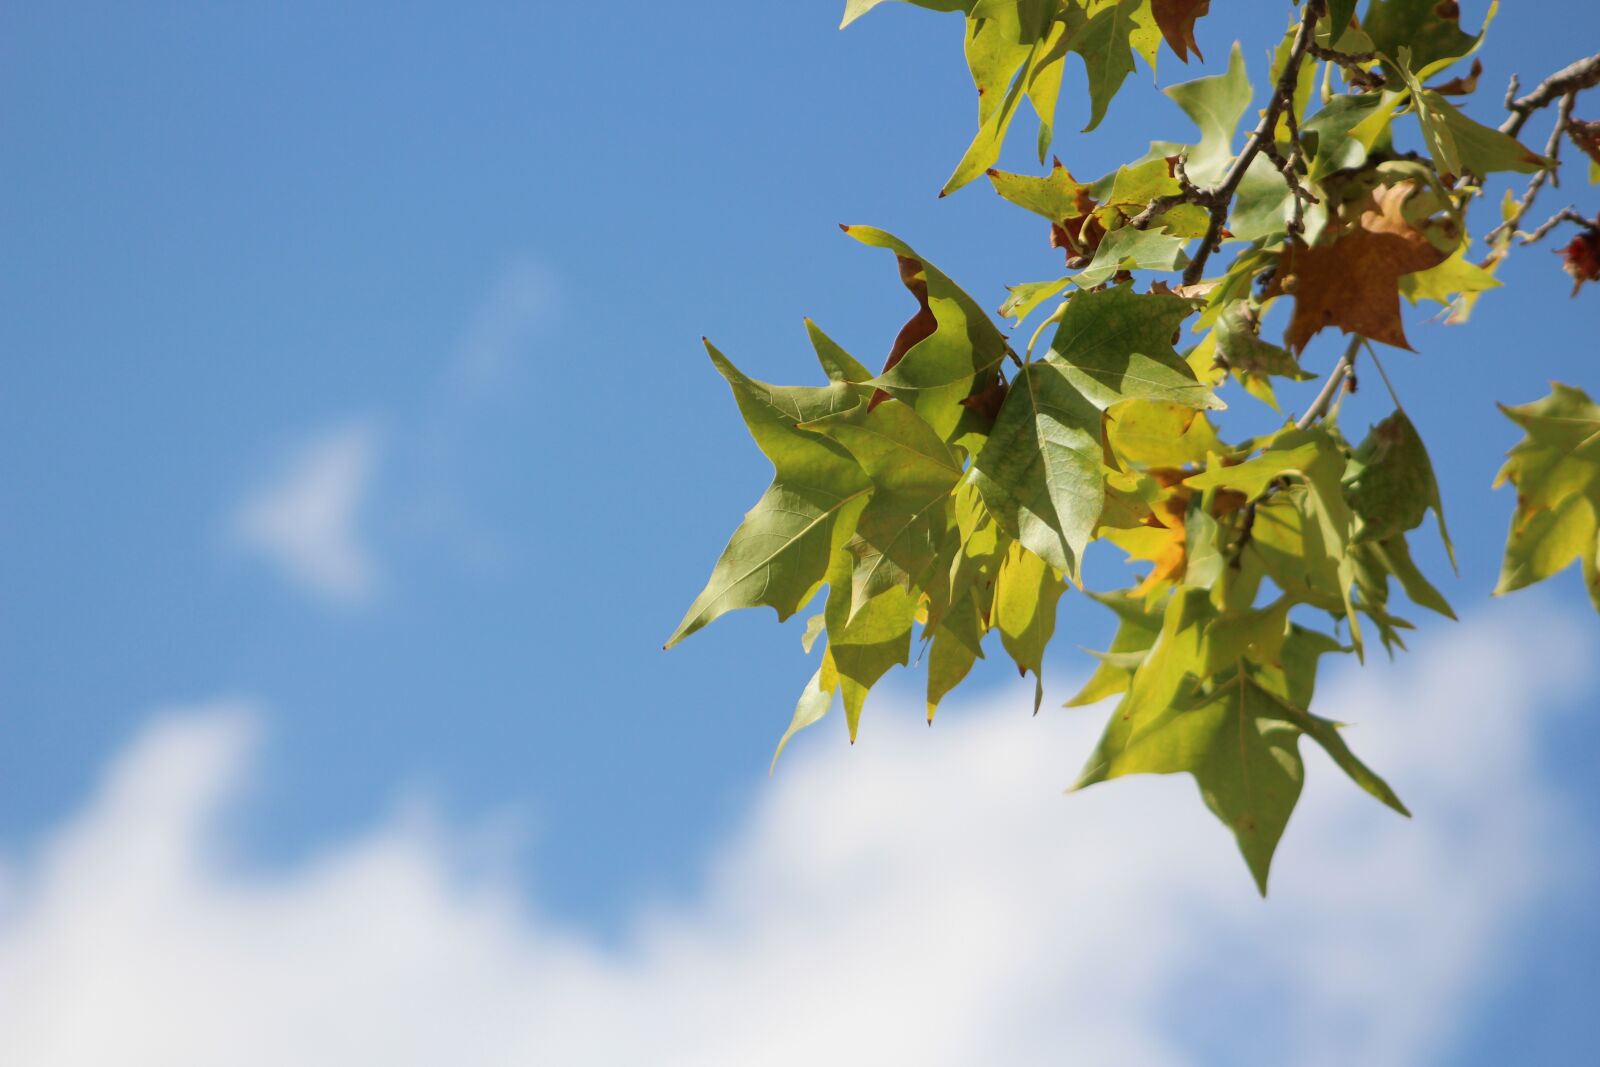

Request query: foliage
[{"left": 671, "top": 0, "right": 1600, "bottom": 892}]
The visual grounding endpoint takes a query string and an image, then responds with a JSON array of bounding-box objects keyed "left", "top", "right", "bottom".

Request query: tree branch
[
  {"left": 1523, "top": 206, "right": 1596, "bottom": 245},
  {"left": 1500, "top": 52, "right": 1600, "bottom": 138},
  {"left": 1295, "top": 335, "right": 1362, "bottom": 431},
  {"left": 1488, "top": 90, "right": 1576, "bottom": 243},
  {"left": 1181, "top": 0, "right": 1326, "bottom": 285}
]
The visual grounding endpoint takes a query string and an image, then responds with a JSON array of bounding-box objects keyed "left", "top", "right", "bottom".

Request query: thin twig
[
  {"left": 1182, "top": 0, "right": 1326, "bottom": 285},
  {"left": 1489, "top": 91, "right": 1576, "bottom": 242},
  {"left": 1500, "top": 52, "right": 1600, "bottom": 138},
  {"left": 1523, "top": 206, "right": 1596, "bottom": 245},
  {"left": 1296, "top": 335, "right": 1362, "bottom": 430}
]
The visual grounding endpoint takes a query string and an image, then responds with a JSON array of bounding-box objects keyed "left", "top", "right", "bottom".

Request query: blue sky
[{"left": 2, "top": 2, "right": 1598, "bottom": 1062}]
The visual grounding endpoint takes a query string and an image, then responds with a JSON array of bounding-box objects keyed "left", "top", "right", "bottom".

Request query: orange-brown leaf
[
  {"left": 1152, "top": 0, "right": 1210, "bottom": 63},
  {"left": 1267, "top": 183, "right": 1453, "bottom": 352}
]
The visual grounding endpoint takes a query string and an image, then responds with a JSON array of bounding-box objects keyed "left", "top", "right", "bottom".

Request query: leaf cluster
[{"left": 672, "top": 0, "right": 1599, "bottom": 891}]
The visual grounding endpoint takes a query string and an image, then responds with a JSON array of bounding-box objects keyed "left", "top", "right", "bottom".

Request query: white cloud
[
  {"left": 446, "top": 258, "right": 560, "bottom": 394},
  {"left": 231, "top": 421, "right": 381, "bottom": 605},
  {"left": 0, "top": 604, "right": 1586, "bottom": 1067}
]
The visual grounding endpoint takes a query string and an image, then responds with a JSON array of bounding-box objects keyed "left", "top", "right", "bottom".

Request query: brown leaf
[
  {"left": 1426, "top": 58, "right": 1482, "bottom": 95},
  {"left": 1152, "top": 0, "right": 1210, "bottom": 63},
  {"left": 870, "top": 254, "right": 938, "bottom": 410},
  {"left": 1569, "top": 119, "right": 1600, "bottom": 169},
  {"left": 1266, "top": 183, "right": 1452, "bottom": 352},
  {"left": 960, "top": 371, "right": 1010, "bottom": 423},
  {"left": 1559, "top": 228, "right": 1600, "bottom": 297},
  {"left": 1050, "top": 184, "right": 1106, "bottom": 267}
]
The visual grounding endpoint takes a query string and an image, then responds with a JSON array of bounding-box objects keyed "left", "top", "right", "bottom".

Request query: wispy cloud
[
  {"left": 445, "top": 258, "right": 561, "bottom": 396},
  {"left": 0, "top": 605, "right": 1584, "bottom": 1066},
  {"left": 230, "top": 421, "right": 381, "bottom": 605}
]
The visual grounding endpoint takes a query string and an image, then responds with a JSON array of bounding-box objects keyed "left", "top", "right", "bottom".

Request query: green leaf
[
  {"left": 1213, "top": 302, "right": 1314, "bottom": 408},
  {"left": 987, "top": 163, "right": 1095, "bottom": 221},
  {"left": 1163, "top": 42, "right": 1252, "bottom": 184},
  {"left": 945, "top": 56, "right": 1029, "bottom": 193},
  {"left": 1372, "top": 534, "right": 1455, "bottom": 620},
  {"left": 972, "top": 356, "right": 1106, "bottom": 576},
  {"left": 975, "top": 288, "right": 1216, "bottom": 576},
  {"left": 1186, "top": 441, "right": 1322, "bottom": 499},
  {"left": 1399, "top": 246, "right": 1501, "bottom": 313},
  {"left": 1073, "top": 225, "right": 1190, "bottom": 286},
  {"left": 824, "top": 548, "right": 917, "bottom": 741},
  {"left": 1001, "top": 276, "right": 1074, "bottom": 323},
  {"left": 1346, "top": 410, "right": 1454, "bottom": 562},
  {"left": 1066, "top": 590, "right": 1163, "bottom": 706},
  {"left": 926, "top": 590, "right": 986, "bottom": 720},
  {"left": 1324, "top": 0, "right": 1359, "bottom": 37},
  {"left": 803, "top": 399, "right": 964, "bottom": 615},
  {"left": 996, "top": 542, "right": 1067, "bottom": 709},
  {"left": 1363, "top": 0, "right": 1481, "bottom": 74},
  {"left": 1494, "top": 384, "right": 1600, "bottom": 603},
  {"left": 805, "top": 318, "right": 875, "bottom": 385},
  {"left": 1064, "top": 0, "right": 1154, "bottom": 133},
  {"left": 843, "top": 226, "right": 1012, "bottom": 440},
  {"left": 1075, "top": 589, "right": 1305, "bottom": 893},
  {"left": 1105, "top": 399, "right": 1223, "bottom": 467},
  {"left": 668, "top": 343, "right": 872, "bottom": 646},
  {"left": 771, "top": 658, "right": 839, "bottom": 773},
  {"left": 1045, "top": 286, "right": 1221, "bottom": 411},
  {"left": 1026, "top": 20, "right": 1072, "bottom": 160},
  {"left": 1401, "top": 79, "right": 1546, "bottom": 178},
  {"left": 841, "top": 0, "right": 972, "bottom": 30},
  {"left": 1303, "top": 92, "right": 1391, "bottom": 181}
]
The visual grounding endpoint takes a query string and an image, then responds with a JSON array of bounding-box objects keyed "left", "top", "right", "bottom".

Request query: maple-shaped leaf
[
  {"left": 1213, "top": 301, "right": 1314, "bottom": 410},
  {"left": 1267, "top": 181, "right": 1453, "bottom": 352},
  {"left": 1046, "top": 286, "right": 1221, "bottom": 410},
  {"left": 804, "top": 318, "right": 875, "bottom": 386},
  {"left": 802, "top": 398, "right": 964, "bottom": 618},
  {"left": 823, "top": 547, "right": 918, "bottom": 740},
  {"left": 1362, "top": 0, "right": 1485, "bottom": 75},
  {"left": 930, "top": 2, "right": 1074, "bottom": 191},
  {"left": 1065, "top": 589, "right": 1163, "bottom": 706},
  {"left": 974, "top": 287, "right": 1218, "bottom": 577},
  {"left": 1398, "top": 246, "right": 1501, "bottom": 319},
  {"left": 987, "top": 162, "right": 1108, "bottom": 264},
  {"left": 1163, "top": 43, "right": 1252, "bottom": 183},
  {"left": 1064, "top": 0, "right": 1159, "bottom": 133},
  {"left": 1346, "top": 409, "right": 1454, "bottom": 562},
  {"left": 1396, "top": 64, "right": 1546, "bottom": 178},
  {"left": 1072, "top": 224, "right": 1191, "bottom": 286},
  {"left": 995, "top": 541, "right": 1067, "bottom": 709},
  {"left": 1150, "top": 0, "right": 1208, "bottom": 62},
  {"left": 926, "top": 588, "right": 987, "bottom": 721},
  {"left": 971, "top": 355, "right": 1106, "bottom": 577},
  {"left": 1494, "top": 384, "right": 1600, "bottom": 611},
  {"left": 1105, "top": 399, "right": 1223, "bottom": 467},
  {"left": 668, "top": 344, "right": 873, "bottom": 647},
  {"left": 1189, "top": 428, "right": 1365, "bottom": 649},
  {"left": 1073, "top": 591, "right": 1305, "bottom": 893},
  {"left": 842, "top": 226, "right": 1012, "bottom": 439},
  {"left": 771, "top": 656, "right": 839, "bottom": 773}
]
